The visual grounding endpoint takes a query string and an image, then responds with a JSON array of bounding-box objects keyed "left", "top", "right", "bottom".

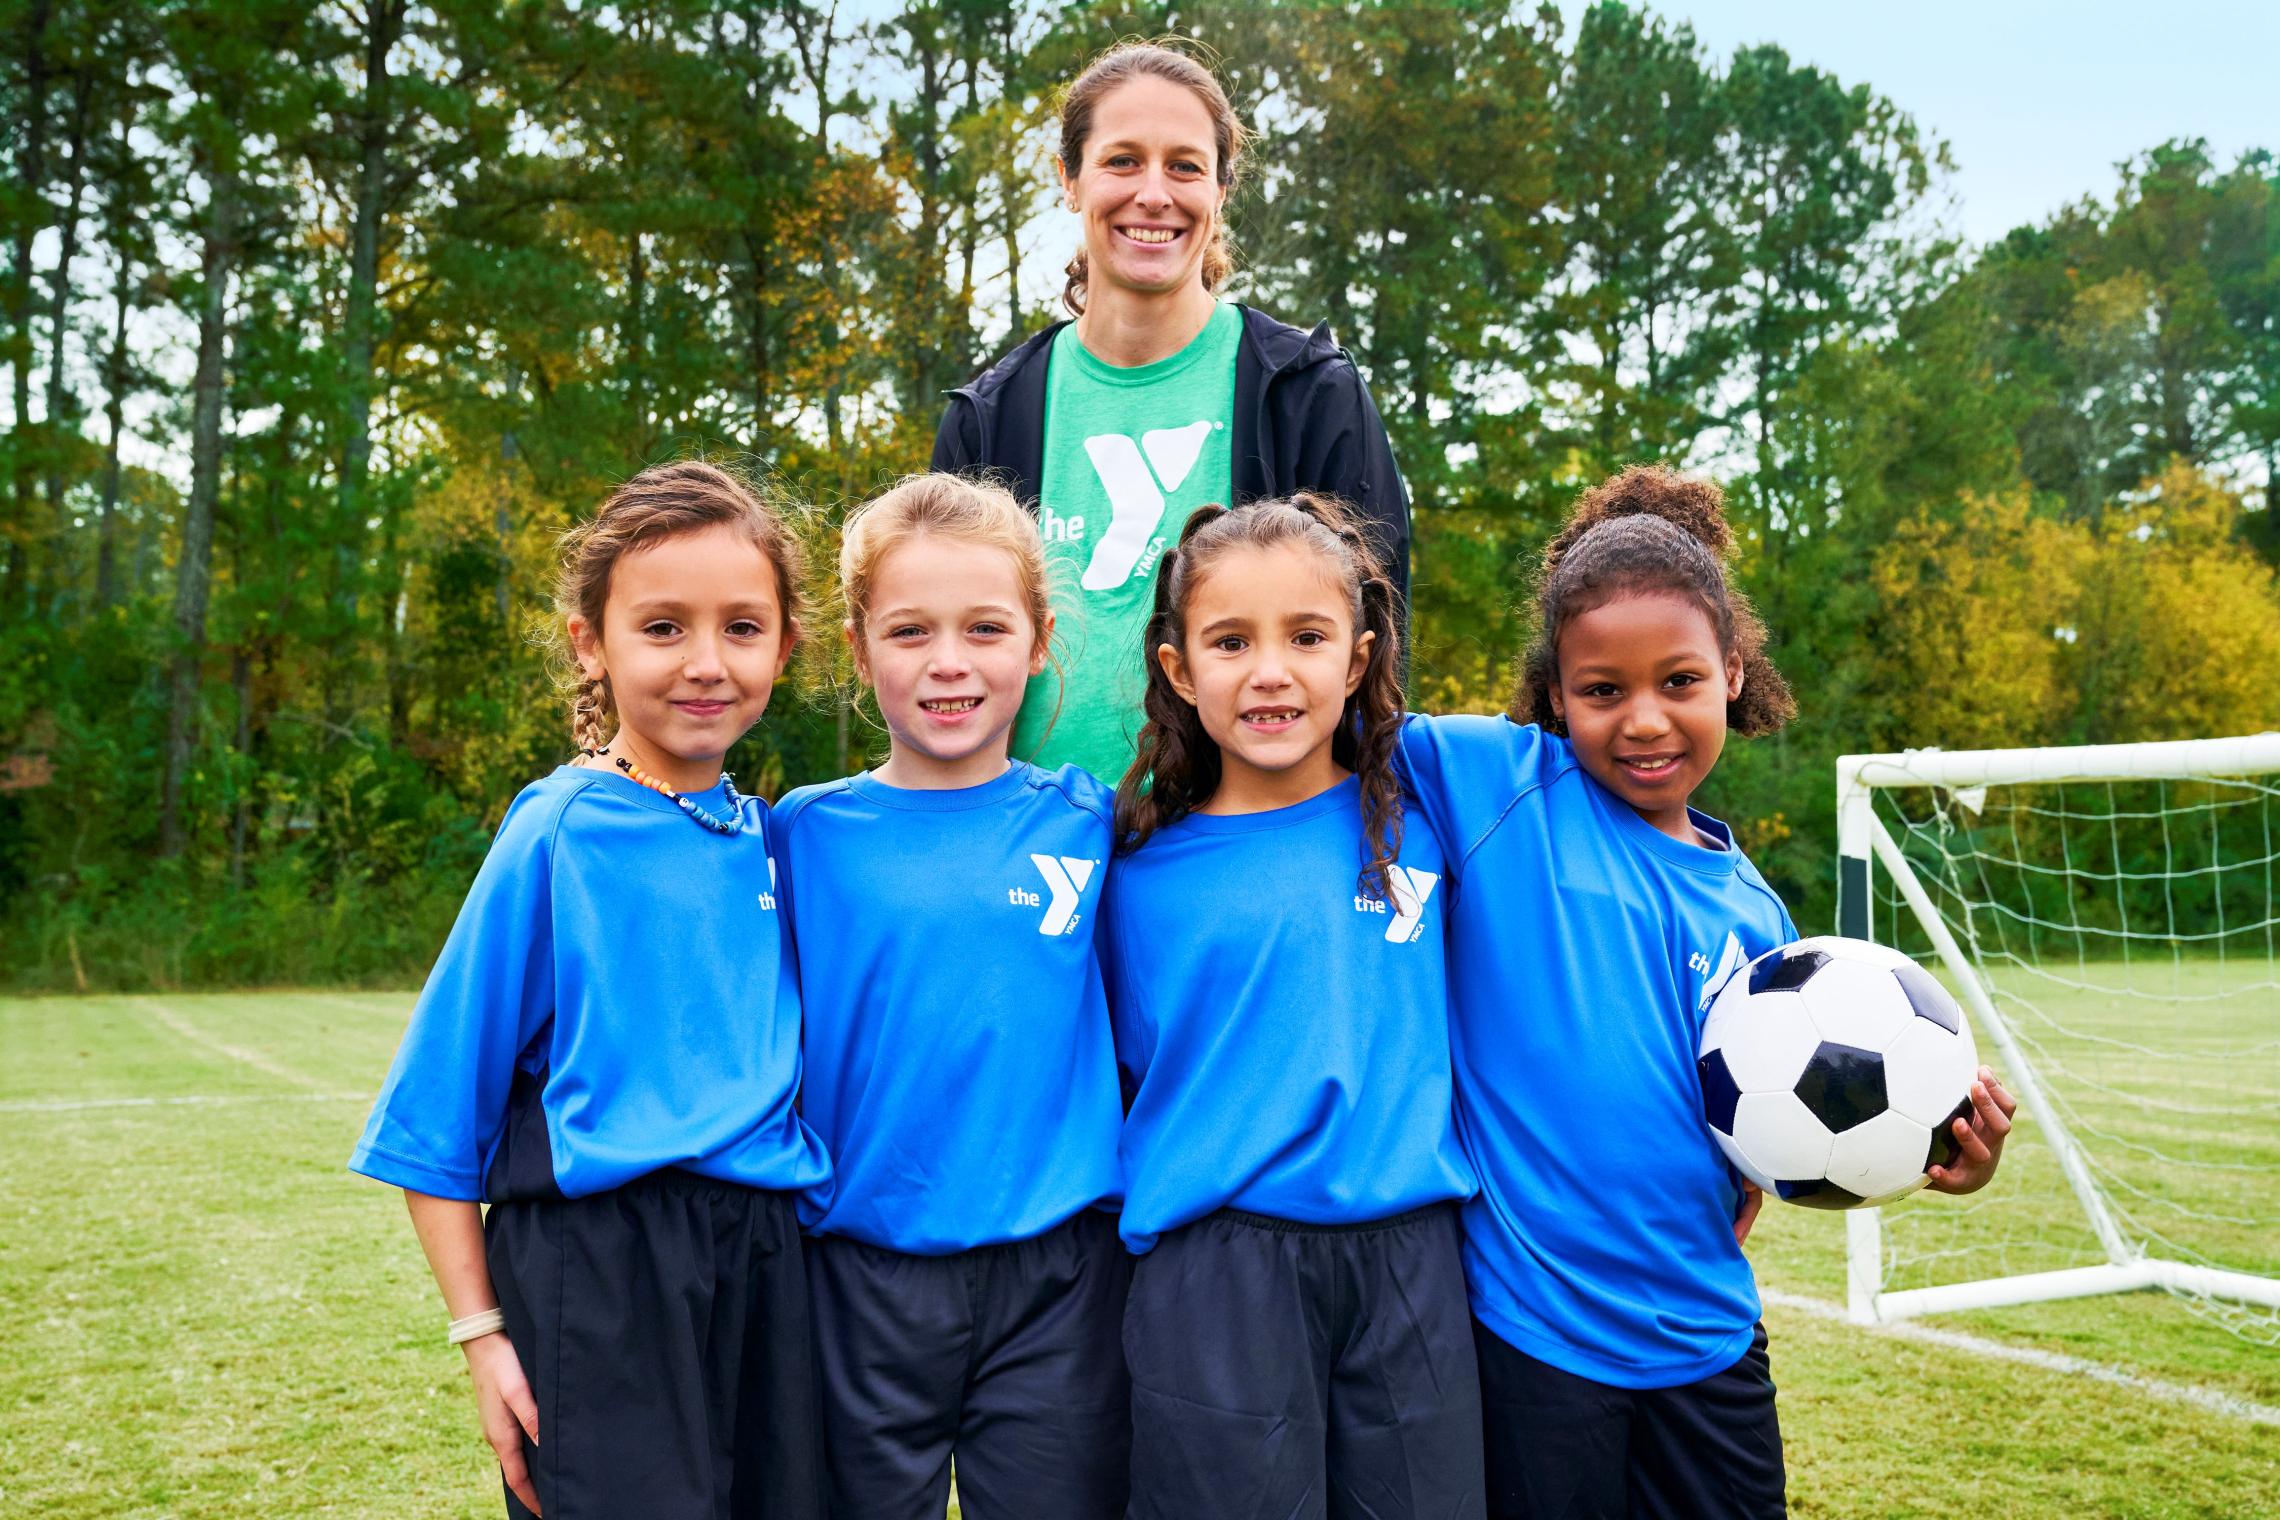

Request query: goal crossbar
[{"left": 1835, "top": 734, "right": 2280, "bottom": 1327}]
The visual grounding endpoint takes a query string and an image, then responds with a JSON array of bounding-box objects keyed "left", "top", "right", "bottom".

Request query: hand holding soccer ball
[
  {"left": 1699, "top": 936, "right": 1994, "bottom": 1211},
  {"left": 1925, "top": 1067, "right": 2017, "bottom": 1194}
]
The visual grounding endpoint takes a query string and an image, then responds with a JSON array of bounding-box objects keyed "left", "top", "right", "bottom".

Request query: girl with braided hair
[
  {"left": 351, "top": 461, "right": 830, "bottom": 1519},
  {"left": 1400, "top": 466, "right": 2015, "bottom": 1518},
  {"left": 1103, "top": 493, "right": 1485, "bottom": 1519}
]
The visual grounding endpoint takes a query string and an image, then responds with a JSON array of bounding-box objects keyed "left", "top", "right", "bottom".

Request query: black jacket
[{"left": 930, "top": 304, "right": 1412, "bottom": 620}]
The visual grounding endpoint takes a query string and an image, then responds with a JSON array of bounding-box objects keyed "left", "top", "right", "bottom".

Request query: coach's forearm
[{"left": 404, "top": 1189, "right": 499, "bottom": 1319}]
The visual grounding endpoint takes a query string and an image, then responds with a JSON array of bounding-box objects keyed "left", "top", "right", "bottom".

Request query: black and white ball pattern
[{"left": 1698, "top": 936, "right": 1979, "bottom": 1210}]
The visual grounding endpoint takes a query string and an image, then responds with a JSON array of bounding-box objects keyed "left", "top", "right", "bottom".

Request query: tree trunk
[
  {"left": 912, "top": 33, "right": 942, "bottom": 406},
  {"left": 158, "top": 159, "right": 239, "bottom": 859},
  {"left": 954, "top": 49, "right": 979, "bottom": 377},
  {"left": 41, "top": 60, "right": 91, "bottom": 523},
  {"left": 625, "top": 230, "right": 647, "bottom": 444},
  {"left": 1003, "top": 172, "right": 1023, "bottom": 334},
  {"left": 334, "top": 0, "right": 401, "bottom": 638},
  {"left": 744, "top": 230, "right": 770, "bottom": 443},
  {"left": 789, "top": 1, "right": 846, "bottom": 454},
  {"left": 7, "top": 0, "right": 52, "bottom": 605},
  {"left": 998, "top": 11, "right": 1023, "bottom": 335},
  {"left": 738, "top": 17, "right": 773, "bottom": 447},
  {"left": 495, "top": 432, "right": 513, "bottom": 629},
  {"left": 228, "top": 645, "right": 252, "bottom": 890},
  {"left": 94, "top": 238, "right": 128, "bottom": 608}
]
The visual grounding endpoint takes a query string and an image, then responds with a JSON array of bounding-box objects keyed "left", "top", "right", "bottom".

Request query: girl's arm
[{"left": 405, "top": 1190, "right": 543, "bottom": 1516}]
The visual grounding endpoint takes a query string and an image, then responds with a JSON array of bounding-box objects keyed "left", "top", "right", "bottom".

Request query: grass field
[{"left": 2, "top": 987, "right": 2277, "bottom": 1518}]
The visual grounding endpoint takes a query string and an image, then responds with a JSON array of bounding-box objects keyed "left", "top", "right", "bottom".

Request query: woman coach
[{"left": 930, "top": 41, "right": 1410, "bottom": 780}]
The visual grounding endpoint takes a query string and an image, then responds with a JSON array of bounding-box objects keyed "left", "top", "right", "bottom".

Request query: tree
[
  {"left": 155, "top": 0, "right": 314, "bottom": 858},
  {"left": 1551, "top": 2, "right": 1735, "bottom": 476}
]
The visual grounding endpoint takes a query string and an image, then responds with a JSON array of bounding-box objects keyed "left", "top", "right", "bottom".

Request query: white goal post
[{"left": 1835, "top": 735, "right": 2280, "bottom": 1327}]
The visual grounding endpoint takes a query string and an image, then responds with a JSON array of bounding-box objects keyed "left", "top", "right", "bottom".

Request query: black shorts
[
  {"left": 1474, "top": 1318, "right": 1785, "bottom": 1519},
  {"left": 1124, "top": 1203, "right": 1485, "bottom": 1520},
  {"left": 484, "top": 1169, "right": 824, "bottom": 1520},
  {"left": 804, "top": 1208, "right": 1131, "bottom": 1520}
]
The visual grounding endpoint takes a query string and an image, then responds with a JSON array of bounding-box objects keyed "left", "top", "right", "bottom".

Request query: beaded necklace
[{"left": 605, "top": 752, "right": 747, "bottom": 836}]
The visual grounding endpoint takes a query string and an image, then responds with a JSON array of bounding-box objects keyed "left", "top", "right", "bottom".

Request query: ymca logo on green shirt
[
  {"left": 1016, "top": 303, "right": 1242, "bottom": 780},
  {"left": 1052, "top": 420, "right": 1217, "bottom": 591}
]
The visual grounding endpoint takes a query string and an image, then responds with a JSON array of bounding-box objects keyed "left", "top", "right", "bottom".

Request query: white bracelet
[{"left": 447, "top": 1308, "right": 507, "bottom": 1346}]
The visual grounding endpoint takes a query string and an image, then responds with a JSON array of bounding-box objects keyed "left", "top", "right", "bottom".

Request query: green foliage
[{"left": 0, "top": 0, "right": 2274, "bottom": 985}]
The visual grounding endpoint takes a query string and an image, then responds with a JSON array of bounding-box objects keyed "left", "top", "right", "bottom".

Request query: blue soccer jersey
[
  {"left": 774, "top": 762, "right": 1124, "bottom": 1253},
  {"left": 1401, "top": 715, "right": 1798, "bottom": 1389},
  {"left": 350, "top": 765, "right": 832, "bottom": 1203},
  {"left": 1103, "top": 774, "right": 1476, "bottom": 1253}
]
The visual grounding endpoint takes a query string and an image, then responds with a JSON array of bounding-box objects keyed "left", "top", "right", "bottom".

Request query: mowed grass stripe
[
  {"left": 0, "top": 1092, "right": 367, "bottom": 1113},
  {"left": 1, "top": 988, "right": 2274, "bottom": 1517},
  {"left": 1763, "top": 1289, "right": 2280, "bottom": 1425},
  {"left": 0, "top": 993, "right": 409, "bottom": 1105},
  {"left": 132, "top": 997, "right": 331, "bottom": 1090},
  {"left": 0, "top": 1092, "right": 496, "bottom": 1518}
]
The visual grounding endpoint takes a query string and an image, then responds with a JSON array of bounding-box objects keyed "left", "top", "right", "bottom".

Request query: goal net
[{"left": 1836, "top": 736, "right": 2280, "bottom": 1339}]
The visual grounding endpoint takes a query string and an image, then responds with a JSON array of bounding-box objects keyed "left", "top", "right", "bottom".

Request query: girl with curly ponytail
[
  {"left": 1400, "top": 465, "right": 2013, "bottom": 1515},
  {"left": 1101, "top": 494, "right": 1484, "bottom": 1519}
]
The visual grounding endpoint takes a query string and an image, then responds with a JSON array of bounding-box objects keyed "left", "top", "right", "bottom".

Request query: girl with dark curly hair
[
  {"left": 1103, "top": 493, "right": 1485, "bottom": 1520},
  {"left": 1402, "top": 466, "right": 2013, "bottom": 1519}
]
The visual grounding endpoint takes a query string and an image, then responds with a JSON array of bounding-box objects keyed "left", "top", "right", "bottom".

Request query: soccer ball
[{"left": 1698, "top": 936, "right": 1980, "bottom": 1210}]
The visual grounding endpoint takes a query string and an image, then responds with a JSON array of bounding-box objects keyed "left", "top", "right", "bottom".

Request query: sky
[{"left": 1590, "top": 1, "right": 2280, "bottom": 247}]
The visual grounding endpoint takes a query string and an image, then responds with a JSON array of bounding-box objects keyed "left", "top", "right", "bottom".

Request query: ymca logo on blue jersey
[
  {"left": 1057, "top": 421, "right": 1219, "bottom": 591},
  {"left": 1693, "top": 930, "right": 1749, "bottom": 1009},
  {"left": 1009, "top": 854, "right": 1099, "bottom": 936},
  {"left": 1352, "top": 865, "right": 1440, "bottom": 944}
]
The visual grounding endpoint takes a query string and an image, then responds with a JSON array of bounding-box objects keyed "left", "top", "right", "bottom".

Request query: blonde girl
[{"left": 773, "top": 473, "right": 1127, "bottom": 1519}]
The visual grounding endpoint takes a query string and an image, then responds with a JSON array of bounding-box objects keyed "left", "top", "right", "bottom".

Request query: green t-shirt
[{"left": 1014, "top": 302, "right": 1242, "bottom": 780}]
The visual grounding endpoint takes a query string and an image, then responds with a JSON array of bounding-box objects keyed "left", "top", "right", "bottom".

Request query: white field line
[
  {"left": 1761, "top": 1288, "right": 2280, "bottom": 1426},
  {"left": 132, "top": 997, "right": 324, "bottom": 1090},
  {"left": 305, "top": 993, "right": 412, "bottom": 1019},
  {"left": 0, "top": 1091, "right": 366, "bottom": 1114}
]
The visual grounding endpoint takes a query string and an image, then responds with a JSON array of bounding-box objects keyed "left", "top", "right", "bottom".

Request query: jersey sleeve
[
  {"left": 768, "top": 792, "right": 812, "bottom": 983},
  {"left": 1097, "top": 863, "right": 1152, "bottom": 1110},
  {"left": 1395, "top": 713, "right": 1556, "bottom": 885},
  {"left": 348, "top": 787, "right": 561, "bottom": 1200}
]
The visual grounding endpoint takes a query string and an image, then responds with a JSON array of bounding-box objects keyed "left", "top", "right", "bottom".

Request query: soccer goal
[{"left": 1835, "top": 735, "right": 2280, "bottom": 1339}]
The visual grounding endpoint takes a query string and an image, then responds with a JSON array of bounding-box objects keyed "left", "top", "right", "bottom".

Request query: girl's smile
[
  {"left": 569, "top": 522, "right": 796, "bottom": 792},
  {"left": 1158, "top": 540, "right": 1373, "bottom": 813},
  {"left": 1549, "top": 590, "right": 1743, "bottom": 846},
  {"left": 854, "top": 534, "right": 1051, "bottom": 790}
]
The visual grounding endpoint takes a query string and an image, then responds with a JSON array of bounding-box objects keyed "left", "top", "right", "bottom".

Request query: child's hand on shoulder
[
  {"left": 465, "top": 1332, "right": 543, "bottom": 1514},
  {"left": 1926, "top": 1067, "right": 2016, "bottom": 1195}
]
